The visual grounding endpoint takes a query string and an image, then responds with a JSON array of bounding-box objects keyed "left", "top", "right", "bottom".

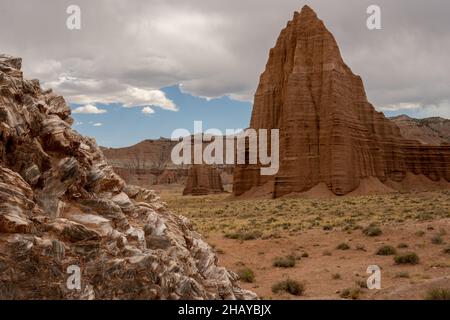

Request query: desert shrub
[
  {"left": 443, "top": 245, "right": 450, "bottom": 254},
  {"left": 431, "top": 234, "right": 443, "bottom": 245},
  {"left": 397, "top": 243, "right": 409, "bottom": 249},
  {"left": 395, "top": 271, "right": 410, "bottom": 278},
  {"left": 322, "top": 250, "right": 332, "bottom": 256},
  {"left": 356, "top": 244, "right": 367, "bottom": 251},
  {"left": 332, "top": 273, "right": 341, "bottom": 280},
  {"left": 323, "top": 224, "right": 333, "bottom": 231},
  {"left": 425, "top": 288, "right": 450, "bottom": 300},
  {"left": 394, "top": 252, "right": 419, "bottom": 265},
  {"left": 415, "top": 230, "right": 425, "bottom": 237},
  {"left": 224, "top": 230, "right": 262, "bottom": 241},
  {"left": 336, "top": 243, "right": 350, "bottom": 250},
  {"left": 363, "top": 224, "right": 382, "bottom": 237},
  {"left": 340, "top": 288, "right": 361, "bottom": 300},
  {"left": 237, "top": 268, "right": 255, "bottom": 283},
  {"left": 301, "top": 252, "right": 309, "bottom": 258},
  {"left": 376, "top": 245, "right": 397, "bottom": 256},
  {"left": 272, "top": 279, "right": 304, "bottom": 296},
  {"left": 273, "top": 255, "right": 296, "bottom": 268},
  {"left": 355, "top": 279, "right": 368, "bottom": 289}
]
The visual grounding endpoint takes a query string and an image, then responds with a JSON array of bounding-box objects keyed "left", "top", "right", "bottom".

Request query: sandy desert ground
[{"left": 156, "top": 185, "right": 450, "bottom": 300}]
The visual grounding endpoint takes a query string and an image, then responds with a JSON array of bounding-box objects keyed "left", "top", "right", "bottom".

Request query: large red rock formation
[
  {"left": 183, "top": 165, "right": 224, "bottom": 196},
  {"left": 0, "top": 54, "right": 255, "bottom": 299},
  {"left": 233, "top": 6, "right": 450, "bottom": 198}
]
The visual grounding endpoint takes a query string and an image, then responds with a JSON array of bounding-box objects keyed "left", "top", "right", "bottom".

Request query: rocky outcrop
[
  {"left": 233, "top": 6, "right": 450, "bottom": 198},
  {"left": 390, "top": 115, "right": 450, "bottom": 146},
  {"left": 0, "top": 54, "right": 256, "bottom": 300},
  {"left": 183, "top": 165, "right": 224, "bottom": 196}
]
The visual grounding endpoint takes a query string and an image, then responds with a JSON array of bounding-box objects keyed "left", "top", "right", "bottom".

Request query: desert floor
[{"left": 156, "top": 185, "right": 450, "bottom": 300}]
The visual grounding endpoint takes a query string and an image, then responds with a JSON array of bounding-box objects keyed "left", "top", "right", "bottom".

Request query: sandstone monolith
[{"left": 233, "top": 6, "right": 450, "bottom": 198}]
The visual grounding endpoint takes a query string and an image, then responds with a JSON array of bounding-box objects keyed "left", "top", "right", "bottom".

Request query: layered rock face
[
  {"left": 233, "top": 6, "right": 450, "bottom": 197},
  {"left": 102, "top": 140, "right": 188, "bottom": 187},
  {"left": 0, "top": 54, "right": 255, "bottom": 300},
  {"left": 183, "top": 165, "right": 224, "bottom": 196},
  {"left": 103, "top": 139, "right": 233, "bottom": 188},
  {"left": 390, "top": 115, "right": 450, "bottom": 145}
]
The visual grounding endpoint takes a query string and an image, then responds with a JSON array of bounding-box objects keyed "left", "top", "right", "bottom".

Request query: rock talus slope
[
  {"left": 233, "top": 6, "right": 450, "bottom": 198},
  {"left": 0, "top": 54, "right": 256, "bottom": 300},
  {"left": 183, "top": 165, "right": 224, "bottom": 196}
]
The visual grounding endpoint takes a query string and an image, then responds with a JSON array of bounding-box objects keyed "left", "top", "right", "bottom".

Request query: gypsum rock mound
[{"left": 0, "top": 54, "right": 256, "bottom": 300}]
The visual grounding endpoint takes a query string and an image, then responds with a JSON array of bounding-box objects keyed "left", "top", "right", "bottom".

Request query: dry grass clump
[
  {"left": 273, "top": 255, "right": 297, "bottom": 268},
  {"left": 394, "top": 252, "right": 419, "bottom": 265},
  {"left": 376, "top": 245, "right": 397, "bottom": 256},
  {"left": 336, "top": 243, "right": 350, "bottom": 250},
  {"left": 425, "top": 288, "right": 450, "bottom": 300},
  {"left": 363, "top": 224, "right": 382, "bottom": 237},
  {"left": 272, "top": 279, "right": 304, "bottom": 296},
  {"left": 237, "top": 268, "right": 255, "bottom": 283},
  {"left": 340, "top": 288, "right": 361, "bottom": 300}
]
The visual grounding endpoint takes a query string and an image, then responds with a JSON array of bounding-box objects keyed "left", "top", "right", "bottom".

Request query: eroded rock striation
[
  {"left": 102, "top": 139, "right": 234, "bottom": 189},
  {"left": 183, "top": 165, "right": 224, "bottom": 196},
  {"left": 0, "top": 54, "right": 256, "bottom": 300},
  {"left": 233, "top": 6, "right": 450, "bottom": 198},
  {"left": 390, "top": 115, "right": 450, "bottom": 146}
]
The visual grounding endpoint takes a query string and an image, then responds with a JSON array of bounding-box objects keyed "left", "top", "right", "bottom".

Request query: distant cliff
[{"left": 390, "top": 115, "right": 450, "bottom": 146}]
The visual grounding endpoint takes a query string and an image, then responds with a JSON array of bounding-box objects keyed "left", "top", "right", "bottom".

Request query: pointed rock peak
[
  {"left": 292, "top": 5, "right": 326, "bottom": 32},
  {"left": 300, "top": 5, "right": 316, "bottom": 15},
  {"left": 294, "top": 5, "right": 318, "bottom": 19}
]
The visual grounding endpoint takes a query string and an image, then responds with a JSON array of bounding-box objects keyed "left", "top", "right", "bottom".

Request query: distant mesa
[
  {"left": 102, "top": 139, "right": 188, "bottom": 187},
  {"left": 102, "top": 138, "right": 233, "bottom": 191},
  {"left": 183, "top": 165, "right": 224, "bottom": 196},
  {"left": 390, "top": 115, "right": 450, "bottom": 146},
  {"left": 232, "top": 6, "right": 450, "bottom": 198}
]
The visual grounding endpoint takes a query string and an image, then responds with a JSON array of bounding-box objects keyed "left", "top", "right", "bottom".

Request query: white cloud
[
  {"left": 410, "top": 101, "right": 450, "bottom": 119},
  {"left": 124, "top": 87, "right": 177, "bottom": 111},
  {"left": 2, "top": 0, "right": 450, "bottom": 119},
  {"left": 45, "top": 75, "right": 177, "bottom": 112},
  {"left": 382, "top": 100, "right": 450, "bottom": 119},
  {"left": 74, "top": 121, "right": 83, "bottom": 126},
  {"left": 93, "top": 123, "right": 103, "bottom": 127},
  {"left": 379, "top": 102, "right": 422, "bottom": 111},
  {"left": 141, "top": 106, "right": 155, "bottom": 115},
  {"left": 72, "top": 104, "right": 107, "bottom": 114}
]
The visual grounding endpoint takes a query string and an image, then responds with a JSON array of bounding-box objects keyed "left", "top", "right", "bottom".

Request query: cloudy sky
[{"left": 1, "top": 0, "right": 449, "bottom": 147}]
